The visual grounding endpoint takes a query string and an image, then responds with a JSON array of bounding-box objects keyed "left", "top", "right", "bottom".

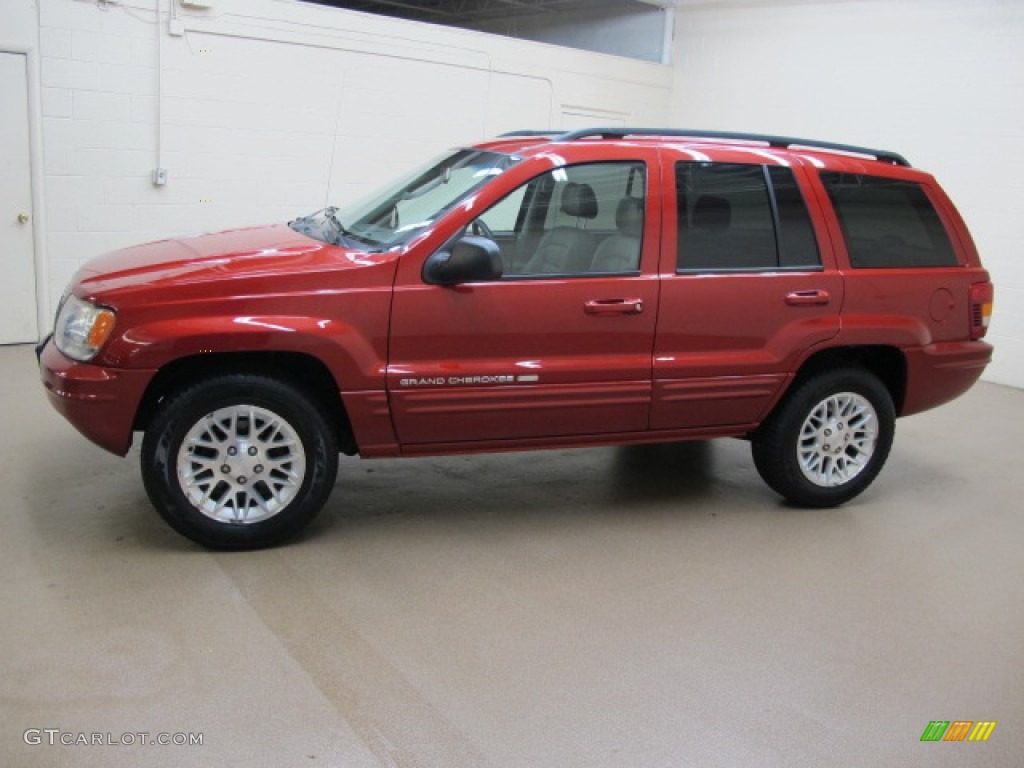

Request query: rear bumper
[
  {"left": 38, "top": 340, "right": 156, "bottom": 455},
  {"left": 901, "top": 340, "right": 993, "bottom": 417}
]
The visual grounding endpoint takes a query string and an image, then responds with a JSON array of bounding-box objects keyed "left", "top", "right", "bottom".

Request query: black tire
[
  {"left": 141, "top": 374, "right": 338, "bottom": 549},
  {"left": 751, "top": 368, "right": 895, "bottom": 507}
]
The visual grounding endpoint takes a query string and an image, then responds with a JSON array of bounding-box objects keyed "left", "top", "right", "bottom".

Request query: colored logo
[{"left": 921, "top": 721, "right": 997, "bottom": 742}]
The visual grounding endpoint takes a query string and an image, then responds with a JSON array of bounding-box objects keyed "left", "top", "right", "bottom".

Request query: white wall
[
  {"left": 671, "top": 0, "right": 1024, "bottom": 387},
  {"left": 1, "top": 0, "right": 671, "bottom": 321}
]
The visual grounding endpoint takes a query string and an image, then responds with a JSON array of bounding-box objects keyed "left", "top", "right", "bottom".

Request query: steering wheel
[{"left": 469, "top": 218, "right": 496, "bottom": 240}]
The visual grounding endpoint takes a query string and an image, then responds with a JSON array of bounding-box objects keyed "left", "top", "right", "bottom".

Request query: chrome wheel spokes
[
  {"left": 797, "top": 392, "right": 878, "bottom": 488},
  {"left": 176, "top": 405, "right": 306, "bottom": 524}
]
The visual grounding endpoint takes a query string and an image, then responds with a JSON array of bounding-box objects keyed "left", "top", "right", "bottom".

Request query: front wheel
[
  {"left": 141, "top": 375, "right": 338, "bottom": 549},
  {"left": 752, "top": 368, "right": 895, "bottom": 507}
]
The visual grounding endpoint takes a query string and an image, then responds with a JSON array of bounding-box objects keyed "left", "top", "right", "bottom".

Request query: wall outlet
[{"left": 152, "top": 168, "right": 168, "bottom": 186}]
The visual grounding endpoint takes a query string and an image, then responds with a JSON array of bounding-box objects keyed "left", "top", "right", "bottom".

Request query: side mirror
[{"left": 423, "top": 235, "right": 503, "bottom": 285}]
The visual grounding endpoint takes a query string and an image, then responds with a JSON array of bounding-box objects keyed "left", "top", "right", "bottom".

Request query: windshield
[{"left": 289, "top": 149, "right": 519, "bottom": 251}]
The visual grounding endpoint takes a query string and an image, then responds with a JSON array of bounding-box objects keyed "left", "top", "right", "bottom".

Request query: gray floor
[{"left": 2, "top": 343, "right": 1021, "bottom": 767}]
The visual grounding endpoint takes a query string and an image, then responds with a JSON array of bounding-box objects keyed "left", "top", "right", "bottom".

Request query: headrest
[
  {"left": 692, "top": 195, "right": 731, "bottom": 232},
  {"left": 615, "top": 197, "right": 644, "bottom": 237},
  {"left": 560, "top": 182, "right": 598, "bottom": 220}
]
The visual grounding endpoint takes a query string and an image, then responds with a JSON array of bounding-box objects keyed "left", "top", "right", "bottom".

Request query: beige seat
[
  {"left": 522, "top": 182, "right": 598, "bottom": 274},
  {"left": 590, "top": 197, "right": 644, "bottom": 272}
]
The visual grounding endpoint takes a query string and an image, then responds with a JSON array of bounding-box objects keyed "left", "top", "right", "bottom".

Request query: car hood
[{"left": 75, "top": 223, "right": 392, "bottom": 299}]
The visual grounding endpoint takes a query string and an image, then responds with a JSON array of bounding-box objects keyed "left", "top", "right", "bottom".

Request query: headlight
[{"left": 54, "top": 295, "right": 116, "bottom": 362}]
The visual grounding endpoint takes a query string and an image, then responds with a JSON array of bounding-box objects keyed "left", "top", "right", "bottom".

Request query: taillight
[{"left": 970, "top": 282, "right": 993, "bottom": 340}]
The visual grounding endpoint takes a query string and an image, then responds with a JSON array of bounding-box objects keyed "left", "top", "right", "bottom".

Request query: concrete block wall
[
  {"left": 671, "top": 0, "right": 1024, "bottom": 388},
  {"left": 3, "top": 0, "right": 671, "bottom": 318}
]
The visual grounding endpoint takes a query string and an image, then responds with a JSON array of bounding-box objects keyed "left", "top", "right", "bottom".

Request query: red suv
[{"left": 39, "top": 129, "right": 994, "bottom": 549}]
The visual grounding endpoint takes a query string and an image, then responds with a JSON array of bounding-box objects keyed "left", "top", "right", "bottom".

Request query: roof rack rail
[{"left": 552, "top": 127, "right": 911, "bottom": 167}]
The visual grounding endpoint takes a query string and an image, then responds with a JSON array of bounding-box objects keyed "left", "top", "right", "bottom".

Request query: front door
[
  {"left": 389, "top": 157, "right": 660, "bottom": 447},
  {"left": 0, "top": 51, "right": 38, "bottom": 343}
]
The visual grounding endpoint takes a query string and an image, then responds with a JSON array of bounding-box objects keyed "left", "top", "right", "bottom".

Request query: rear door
[
  {"left": 388, "top": 149, "right": 661, "bottom": 447},
  {"left": 651, "top": 149, "right": 842, "bottom": 430}
]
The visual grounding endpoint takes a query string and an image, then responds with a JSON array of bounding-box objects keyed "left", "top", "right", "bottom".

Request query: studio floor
[{"left": 1, "top": 343, "right": 1021, "bottom": 767}]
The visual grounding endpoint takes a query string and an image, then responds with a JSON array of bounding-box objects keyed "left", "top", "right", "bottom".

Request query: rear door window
[
  {"left": 676, "top": 162, "right": 820, "bottom": 271},
  {"left": 819, "top": 172, "right": 958, "bottom": 268}
]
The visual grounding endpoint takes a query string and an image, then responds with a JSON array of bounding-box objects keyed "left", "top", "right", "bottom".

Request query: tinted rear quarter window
[{"left": 820, "top": 172, "right": 958, "bottom": 268}]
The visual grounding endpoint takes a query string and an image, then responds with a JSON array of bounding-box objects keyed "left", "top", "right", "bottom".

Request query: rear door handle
[
  {"left": 785, "top": 290, "right": 831, "bottom": 307},
  {"left": 584, "top": 298, "right": 644, "bottom": 315}
]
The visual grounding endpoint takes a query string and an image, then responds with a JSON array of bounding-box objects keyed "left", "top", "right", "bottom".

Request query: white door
[{"left": 0, "top": 52, "right": 38, "bottom": 343}]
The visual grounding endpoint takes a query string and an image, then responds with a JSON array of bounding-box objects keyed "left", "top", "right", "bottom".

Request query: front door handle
[
  {"left": 785, "top": 290, "right": 831, "bottom": 306},
  {"left": 584, "top": 298, "right": 644, "bottom": 315}
]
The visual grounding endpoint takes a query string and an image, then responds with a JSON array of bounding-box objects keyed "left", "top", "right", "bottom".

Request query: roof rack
[{"left": 544, "top": 127, "right": 911, "bottom": 167}]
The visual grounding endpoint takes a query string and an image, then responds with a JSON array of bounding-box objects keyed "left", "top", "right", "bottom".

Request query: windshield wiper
[
  {"left": 324, "top": 207, "right": 356, "bottom": 242},
  {"left": 290, "top": 207, "right": 374, "bottom": 249},
  {"left": 325, "top": 207, "right": 388, "bottom": 251}
]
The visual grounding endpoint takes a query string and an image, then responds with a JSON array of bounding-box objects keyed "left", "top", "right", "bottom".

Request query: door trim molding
[{"left": 0, "top": 42, "right": 48, "bottom": 341}]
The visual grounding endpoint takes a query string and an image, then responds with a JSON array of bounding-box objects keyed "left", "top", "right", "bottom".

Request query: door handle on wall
[
  {"left": 784, "top": 290, "right": 830, "bottom": 306},
  {"left": 584, "top": 298, "right": 644, "bottom": 315}
]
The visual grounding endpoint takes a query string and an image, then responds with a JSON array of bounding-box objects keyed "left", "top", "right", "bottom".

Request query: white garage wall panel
[
  {"left": 670, "top": 0, "right": 1024, "bottom": 388},
  {"left": 11, "top": 0, "right": 671, "bottom": 318}
]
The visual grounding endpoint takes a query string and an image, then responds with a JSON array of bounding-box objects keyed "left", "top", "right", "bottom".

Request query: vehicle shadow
[
  {"left": 310, "top": 439, "right": 760, "bottom": 537},
  {"left": 604, "top": 441, "right": 718, "bottom": 503}
]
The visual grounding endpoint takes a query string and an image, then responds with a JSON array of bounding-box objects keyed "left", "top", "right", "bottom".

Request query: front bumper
[
  {"left": 38, "top": 339, "right": 156, "bottom": 455},
  {"left": 35, "top": 333, "right": 51, "bottom": 361}
]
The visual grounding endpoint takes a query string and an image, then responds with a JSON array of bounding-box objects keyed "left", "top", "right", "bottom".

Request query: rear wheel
[
  {"left": 141, "top": 375, "right": 338, "bottom": 549},
  {"left": 752, "top": 368, "right": 895, "bottom": 507}
]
